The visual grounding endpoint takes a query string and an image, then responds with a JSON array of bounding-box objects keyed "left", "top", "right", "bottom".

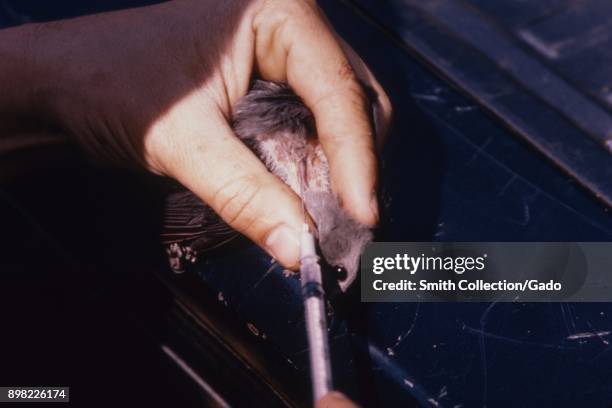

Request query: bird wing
[{"left": 161, "top": 189, "right": 239, "bottom": 252}]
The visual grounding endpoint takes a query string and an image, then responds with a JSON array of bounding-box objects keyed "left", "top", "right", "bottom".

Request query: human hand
[
  {"left": 315, "top": 391, "right": 360, "bottom": 408},
  {"left": 4, "top": 0, "right": 391, "bottom": 268}
]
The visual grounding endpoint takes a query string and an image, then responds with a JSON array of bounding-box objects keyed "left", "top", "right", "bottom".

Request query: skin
[
  {"left": 316, "top": 392, "right": 360, "bottom": 408},
  {"left": 0, "top": 0, "right": 391, "bottom": 269},
  {"left": 0, "top": 1, "right": 391, "bottom": 405}
]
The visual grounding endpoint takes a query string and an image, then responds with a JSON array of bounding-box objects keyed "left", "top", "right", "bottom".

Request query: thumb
[
  {"left": 150, "top": 106, "right": 306, "bottom": 269},
  {"left": 315, "top": 392, "right": 360, "bottom": 408}
]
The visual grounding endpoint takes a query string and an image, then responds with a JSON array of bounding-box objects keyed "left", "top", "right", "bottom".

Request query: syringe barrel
[
  {"left": 299, "top": 229, "right": 333, "bottom": 402},
  {"left": 304, "top": 294, "right": 332, "bottom": 401}
]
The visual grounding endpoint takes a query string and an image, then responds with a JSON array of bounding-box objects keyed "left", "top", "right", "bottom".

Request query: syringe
[{"left": 299, "top": 223, "right": 333, "bottom": 402}]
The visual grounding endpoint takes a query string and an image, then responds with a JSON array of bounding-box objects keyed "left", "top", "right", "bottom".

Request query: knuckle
[
  {"left": 144, "top": 132, "right": 174, "bottom": 174},
  {"left": 337, "top": 59, "right": 359, "bottom": 83},
  {"left": 255, "top": 0, "right": 323, "bottom": 43},
  {"left": 341, "top": 77, "right": 369, "bottom": 107},
  {"left": 314, "top": 80, "right": 368, "bottom": 117},
  {"left": 142, "top": 120, "right": 180, "bottom": 175},
  {"left": 257, "top": 0, "right": 313, "bottom": 26},
  {"left": 212, "top": 174, "right": 264, "bottom": 230}
]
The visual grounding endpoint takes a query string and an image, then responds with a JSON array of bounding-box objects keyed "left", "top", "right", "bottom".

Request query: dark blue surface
[
  {"left": 190, "top": 1, "right": 612, "bottom": 406},
  {"left": 2, "top": 0, "right": 612, "bottom": 406}
]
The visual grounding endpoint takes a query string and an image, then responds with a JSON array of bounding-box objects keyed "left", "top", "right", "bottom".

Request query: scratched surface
[
  {"left": 467, "top": 0, "right": 612, "bottom": 110},
  {"left": 2, "top": 0, "right": 612, "bottom": 406},
  {"left": 349, "top": 0, "right": 612, "bottom": 209},
  {"left": 191, "top": 1, "right": 612, "bottom": 406}
]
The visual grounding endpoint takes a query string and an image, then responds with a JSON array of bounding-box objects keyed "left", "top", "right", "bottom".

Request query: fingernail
[
  {"left": 265, "top": 224, "right": 300, "bottom": 268},
  {"left": 327, "top": 391, "right": 347, "bottom": 400}
]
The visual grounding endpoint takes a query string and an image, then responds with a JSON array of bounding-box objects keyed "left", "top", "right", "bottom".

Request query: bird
[{"left": 161, "top": 80, "right": 374, "bottom": 292}]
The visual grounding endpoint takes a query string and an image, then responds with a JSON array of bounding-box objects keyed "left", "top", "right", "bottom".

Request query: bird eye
[{"left": 334, "top": 265, "right": 347, "bottom": 280}]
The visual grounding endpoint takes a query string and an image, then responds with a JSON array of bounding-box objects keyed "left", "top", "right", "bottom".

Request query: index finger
[{"left": 254, "top": 2, "right": 379, "bottom": 226}]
